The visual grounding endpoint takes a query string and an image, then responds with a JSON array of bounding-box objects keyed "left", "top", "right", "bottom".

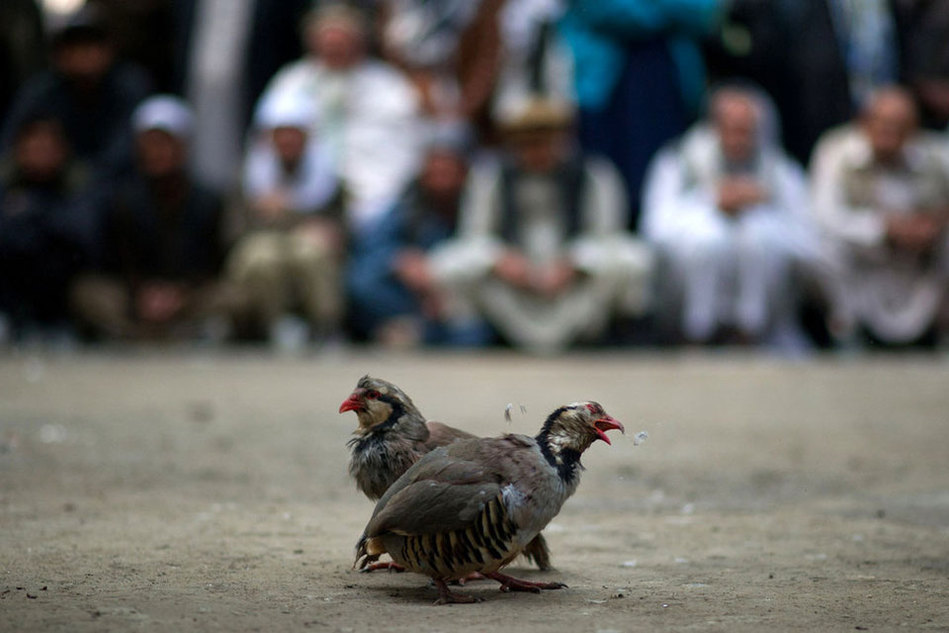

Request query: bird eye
[{"left": 366, "top": 390, "right": 381, "bottom": 399}]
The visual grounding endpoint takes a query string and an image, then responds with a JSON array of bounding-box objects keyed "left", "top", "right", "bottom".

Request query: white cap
[
  {"left": 254, "top": 95, "right": 316, "bottom": 131},
  {"left": 132, "top": 95, "right": 195, "bottom": 138}
]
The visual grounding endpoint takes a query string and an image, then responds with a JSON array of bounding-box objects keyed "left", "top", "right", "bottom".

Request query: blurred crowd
[{"left": 1, "top": 0, "right": 948, "bottom": 354}]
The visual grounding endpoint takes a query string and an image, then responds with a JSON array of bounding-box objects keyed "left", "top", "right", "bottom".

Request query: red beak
[
  {"left": 339, "top": 392, "right": 364, "bottom": 414},
  {"left": 593, "top": 416, "right": 625, "bottom": 445}
]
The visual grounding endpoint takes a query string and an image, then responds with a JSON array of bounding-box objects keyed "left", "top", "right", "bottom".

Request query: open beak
[
  {"left": 338, "top": 391, "right": 364, "bottom": 414},
  {"left": 593, "top": 416, "right": 625, "bottom": 445}
]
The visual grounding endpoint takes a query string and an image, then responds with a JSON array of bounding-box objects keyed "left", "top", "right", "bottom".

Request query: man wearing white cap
[
  {"left": 71, "top": 95, "right": 242, "bottom": 342},
  {"left": 431, "top": 97, "right": 654, "bottom": 354},
  {"left": 256, "top": 4, "right": 423, "bottom": 230},
  {"left": 226, "top": 96, "right": 344, "bottom": 348}
]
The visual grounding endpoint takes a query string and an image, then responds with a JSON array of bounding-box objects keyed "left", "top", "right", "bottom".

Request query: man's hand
[
  {"left": 718, "top": 177, "right": 768, "bottom": 216},
  {"left": 532, "top": 259, "right": 578, "bottom": 298},
  {"left": 394, "top": 250, "right": 434, "bottom": 295},
  {"left": 294, "top": 218, "right": 343, "bottom": 252},
  {"left": 886, "top": 213, "right": 945, "bottom": 252},
  {"left": 136, "top": 282, "right": 188, "bottom": 324},
  {"left": 254, "top": 193, "right": 291, "bottom": 223},
  {"left": 492, "top": 251, "right": 534, "bottom": 289},
  {"left": 493, "top": 251, "right": 578, "bottom": 297}
]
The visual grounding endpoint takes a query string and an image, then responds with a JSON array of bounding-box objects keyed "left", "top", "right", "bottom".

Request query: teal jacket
[{"left": 560, "top": 0, "right": 721, "bottom": 113}]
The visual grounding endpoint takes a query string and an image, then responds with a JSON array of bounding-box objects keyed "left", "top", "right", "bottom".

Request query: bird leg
[
  {"left": 450, "top": 572, "right": 487, "bottom": 586},
  {"left": 485, "top": 571, "right": 567, "bottom": 593},
  {"left": 433, "top": 578, "right": 483, "bottom": 605},
  {"left": 359, "top": 561, "right": 406, "bottom": 573}
]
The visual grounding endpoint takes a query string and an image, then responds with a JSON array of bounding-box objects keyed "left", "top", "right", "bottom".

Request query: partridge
[
  {"left": 354, "top": 401, "right": 624, "bottom": 604},
  {"left": 339, "top": 375, "right": 552, "bottom": 570}
]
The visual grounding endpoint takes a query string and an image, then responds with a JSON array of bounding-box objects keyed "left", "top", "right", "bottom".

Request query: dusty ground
[{"left": 1, "top": 350, "right": 948, "bottom": 632}]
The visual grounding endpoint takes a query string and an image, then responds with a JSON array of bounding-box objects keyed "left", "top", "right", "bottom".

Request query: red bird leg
[
  {"left": 433, "top": 578, "right": 483, "bottom": 605},
  {"left": 452, "top": 572, "right": 486, "bottom": 586},
  {"left": 485, "top": 571, "right": 567, "bottom": 593},
  {"left": 359, "top": 561, "right": 406, "bottom": 573}
]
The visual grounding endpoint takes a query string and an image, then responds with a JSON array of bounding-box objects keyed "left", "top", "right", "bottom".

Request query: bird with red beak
[{"left": 355, "top": 400, "right": 624, "bottom": 604}]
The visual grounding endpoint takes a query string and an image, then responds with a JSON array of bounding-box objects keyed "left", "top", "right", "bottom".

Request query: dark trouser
[{"left": 70, "top": 274, "right": 247, "bottom": 341}]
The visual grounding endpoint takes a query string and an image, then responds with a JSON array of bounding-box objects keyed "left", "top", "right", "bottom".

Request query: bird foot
[
  {"left": 433, "top": 578, "right": 483, "bottom": 605},
  {"left": 452, "top": 572, "right": 486, "bottom": 586},
  {"left": 485, "top": 571, "right": 567, "bottom": 593},
  {"left": 359, "top": 562, "right": 406, "bottom": 573}
]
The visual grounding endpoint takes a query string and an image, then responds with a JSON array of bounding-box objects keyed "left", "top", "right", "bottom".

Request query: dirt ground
[{"left": 1, "top": 350, "right": 947, "bottom": 632}]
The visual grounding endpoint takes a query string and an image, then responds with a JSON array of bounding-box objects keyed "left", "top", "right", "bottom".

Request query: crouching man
[{"left": 433, "top": 98, "right": 653, "bottom": 353}]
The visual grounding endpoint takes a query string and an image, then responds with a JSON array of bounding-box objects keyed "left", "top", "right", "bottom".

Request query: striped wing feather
[
  {"left": 367, "top": 481, "right": 500, "bottom": 537},
  {"left": 357, "top": 435, "right": 546, "bottom": 577}
]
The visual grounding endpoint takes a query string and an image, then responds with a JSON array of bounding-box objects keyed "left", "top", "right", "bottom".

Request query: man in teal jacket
[{"left": 559, "top": 0, "right": 722, "bottom": 229}]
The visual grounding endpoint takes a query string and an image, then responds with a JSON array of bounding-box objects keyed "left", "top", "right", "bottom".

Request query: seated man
[
  {"left": 71, "top": 96, "right": 241, "bottom": 342},
  {"left": 228, "top": 96, "right": 344, "bottom": 348},
  {"left": 256, "top": 4, "right": 422, "bottom": 230},
  {"left": 0, "top": 113, "right": 95, "bottom": 342},
  {"left": 811, "top": 86, "right": 949, "bottom": 347},
  {"left": 641, "top": 84, "right": 819, "bottom": 346},
  {"left": 434, "top": 98, "right": 653, "bottom": 354},
  {"left": 347, "top": 126, "right": 491, "bottom": 347},
  {"left": 1, "top": 6, "right": 151, "bottom": 178}
]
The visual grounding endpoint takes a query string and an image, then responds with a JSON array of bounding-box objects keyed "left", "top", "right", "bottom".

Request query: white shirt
[{"left": 258, "top": 57, "right": 423, "bottom": 228}]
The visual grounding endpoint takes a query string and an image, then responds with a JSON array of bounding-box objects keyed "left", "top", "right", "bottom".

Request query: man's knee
[{"left": 229, "top": 234, "right": 285, "bottom": 279}]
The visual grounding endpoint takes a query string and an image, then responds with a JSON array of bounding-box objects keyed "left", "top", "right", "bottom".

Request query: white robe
[
  {"left": 641, "top": 125, "right": 819, "bottom": 341},
  {"left": 257, "top": 58, "right": 423, "bottom": 229},
  {"left": 810, "top": 125, "right": 949, "bottom": 343}
]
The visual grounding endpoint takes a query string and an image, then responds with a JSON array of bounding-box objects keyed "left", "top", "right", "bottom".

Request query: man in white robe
[
  {"left": 642, "top": 85, "right": 820, "bottom": 346},
  {"left": 256, "top": 5, "right": 423, "bottom": 230},
  {"left": 811, "top": 87, "right": 949, "bottom": 346}
]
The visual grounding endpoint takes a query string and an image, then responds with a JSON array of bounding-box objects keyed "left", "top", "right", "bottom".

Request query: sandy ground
[{"left": 1, "top": 350, "right": 948, "bottom": 632}]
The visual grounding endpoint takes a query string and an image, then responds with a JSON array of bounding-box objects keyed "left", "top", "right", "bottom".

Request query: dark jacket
[
  {"left": 347, "top": 181, "right": 460, "bottom": 335},
  {"left": 97, "top": 174, "right": 227, "bottom": 284},
  {"left": 0, "top": 157, "right": 95, "bottom": 320},
  {"left": 171, "top": 0, "right": 310, "bottom": 131},
  {"left": 0, "top": 63, "right": 152, "bottom": 178},
  {"left": 705, "top": 0, "right": 901, "bottom": 163}
]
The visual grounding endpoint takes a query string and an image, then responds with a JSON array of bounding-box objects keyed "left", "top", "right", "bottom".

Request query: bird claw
[
  {"left": 359, "top": 562, "right": 406, "bottom": 574},
  {"left": 434, "top": 578, "right": 482, "bottom": 604},
  {"left": 486, "top": 572, "right": 567, "bottom": 593}
]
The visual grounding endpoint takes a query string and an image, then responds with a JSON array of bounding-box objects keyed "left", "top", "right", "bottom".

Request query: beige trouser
[{"left": 227, "top": 230, "right": 342, "bottom": 334}]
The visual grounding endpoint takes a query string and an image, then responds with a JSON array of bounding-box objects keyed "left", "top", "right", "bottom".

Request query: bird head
[
  {"left": 339, "top": 375, "right": 425, "bottom": 436},
  {"left": 538, "top": 401, "right": 625, "bottom": 456}
]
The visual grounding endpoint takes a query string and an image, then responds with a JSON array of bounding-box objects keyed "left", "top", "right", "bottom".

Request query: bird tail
[
  {"left": 354, "top": 533, "right": 370, "bottom": 569},
  {"left": 521, "top": 534, "right": 553, "bottom": 571},
  {"left": 354, "top": 532, "right": 384, "bottom": 570}
]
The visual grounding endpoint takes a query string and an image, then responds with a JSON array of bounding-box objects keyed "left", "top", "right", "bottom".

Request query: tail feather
[
  {"left": 354, "top": 533, "right": 371, "bottom": 569},
  {"left": 354, "top": 533, "right": 386, "bottom": 570},
  {"left": 521, "top": 534, "right": 553, "bottom": 571}
]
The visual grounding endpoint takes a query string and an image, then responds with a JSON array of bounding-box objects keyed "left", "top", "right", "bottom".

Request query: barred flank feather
[
  {"left": 356, "top": 494, "right": 522, "bottom": 578},
  {"left": 418, "top": 496, "right": 496, "bottom": 572}
]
